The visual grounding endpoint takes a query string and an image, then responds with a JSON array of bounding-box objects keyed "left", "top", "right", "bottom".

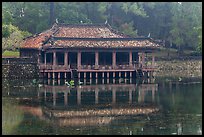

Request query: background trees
[{"left": 2, "top": 2, "right": 202, "bottom": 53}]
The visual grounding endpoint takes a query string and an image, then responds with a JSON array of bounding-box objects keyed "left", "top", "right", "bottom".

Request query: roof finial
[
  {"left": 105, "top": 20, "right": 108, "bottom": 24},
  {"left": 55, "top": 18, "right": 58, "bottom": 24},
  {"left": 148, "top": 33, "right": 151, "bottom": 37}
]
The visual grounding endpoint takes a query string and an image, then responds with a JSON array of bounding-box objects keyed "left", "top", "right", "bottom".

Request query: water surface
[{"left": 2, "top": 77, "right": 202, "bottom": 135}]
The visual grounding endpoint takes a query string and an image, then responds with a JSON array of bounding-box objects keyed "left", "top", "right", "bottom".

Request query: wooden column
[
  {"left": 95, "top": 51, "right": 99, "bottom": 68},
  {"left": 129, "top": 51, "right": 133, "bottom": 67},
  {"left": 48, "top": 72, "right": 51, "bottom": 79},
  {"left": 107, "top": 72, "right": 109, "bottom": 78},
  {"left": 44, "top": 53, "right": 47, "bottom": 65},
  {"left": 53, "top": 51, "right": 57, "bottom": 66},
  {"left": 58, "top": 72, "right": 60, "bottom": 79},
  {"left": 64, "top": 52, "right": 68, "bottom": 68},
  {"left": 102, "top": 72, "right": 104, "bottom": 78},
  {"left": 38, "top": 51, "right": 41, "bottom": 64},
  {"left": 125, "top": 72, "right": 127, "bottom": 78},
  {"left": 142, "top": 52, "right": 145, "bottom": 68},
  {"left": 119, "top": 72, "right": 121, "bottom": 78},
  {"left": 112, "top": 51, "right": 116, "bottom": 69},
  {"left": 53, "top": 72, "right": 55, "bottom": 79},
  {"left": 130, "top": 72, "right": 132, "bottom": 78},
  {"left": 84, "top": 72, "right": 86, "bottom": 79},
  {"left": 138, "top": 53, "right": 141, "bottom": 68},
  {"left": 152, "top": 53, "right": 155, "bottom": 68},
  {"left": 64, "top": 72, "right": 67, "bottom": 79},
  {"left": 78, "top": 72, "right": 80, "bottom": 79},
  {"left": 95, "top": 72, "right": 98, "bottom": 79},
  {"left": 113, "top": 72, "right": 115, "bottom": 78},
  {"left": 90, "top": 72, "right": 92, "bottom": 79},
  {"left": 77, "top": 51, "right": 81, "bottom": 69}
]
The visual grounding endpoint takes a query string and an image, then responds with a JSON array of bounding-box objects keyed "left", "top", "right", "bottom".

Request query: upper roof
[
  {"left": 20, "top": 23, "right": 160, "bottom": 50},
  {"left": 54, "top": 24, "right": 128, "bottom": 38}
]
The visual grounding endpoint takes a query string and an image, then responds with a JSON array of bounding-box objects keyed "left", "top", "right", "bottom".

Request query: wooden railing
[{"left": 39, "top": 63, "right": 157, "bottom": 71}]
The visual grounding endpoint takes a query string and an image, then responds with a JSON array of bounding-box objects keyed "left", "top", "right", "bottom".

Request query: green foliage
[
  {"left": 121, "top": 2, "right": 147, "bottom": 17},
  {"left": 2, "top": 24, "right": 18, "bottom": 38},
  {"left": 2, "top": 50, "right": 20, "bottom": 57},
  {"left": 194, "top": 26, "right": 202, "bottom": 53},
  {"left": 119, "top": 21, "right": 137, "bottom": 37},
  {"left": 2, "top": 24, "right": 31, "bottom": 53},
  {"left": 2, "top": 2, "right": 202, "bottom": 53},
  {"left": 170, "top": 2, "right": 202, "bottom": 52}
]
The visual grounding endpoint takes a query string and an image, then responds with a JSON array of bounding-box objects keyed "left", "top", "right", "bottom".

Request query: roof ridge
[
  {"left": 52, "top": 37, "right": 151, "bottom": 41},
  {"left": 57, "top": 23, "right": 107, "bottom": 27}
]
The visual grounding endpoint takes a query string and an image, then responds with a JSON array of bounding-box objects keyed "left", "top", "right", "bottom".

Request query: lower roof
[{"left": 42, "top": 38, "right": 160, "bottom": 50}]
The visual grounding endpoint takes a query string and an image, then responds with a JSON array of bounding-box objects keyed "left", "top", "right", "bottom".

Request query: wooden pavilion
[{"left": 20, "top": 23, "right": 160, "bottom": 79}]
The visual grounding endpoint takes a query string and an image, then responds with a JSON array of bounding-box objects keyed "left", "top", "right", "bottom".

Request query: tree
[
  {"left": 170, "top": 2, "right": 202, "bottom": 53},
  {"left": 2, "top": 2, "right": 202, "bottom": 54},
  {"left": 2, "top": 24, "right": 31, "bottom": 53}
]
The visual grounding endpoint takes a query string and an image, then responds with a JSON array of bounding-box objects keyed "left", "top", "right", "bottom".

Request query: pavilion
[{"left": 20, "top": 23, "right": 160, "bottom": 79}]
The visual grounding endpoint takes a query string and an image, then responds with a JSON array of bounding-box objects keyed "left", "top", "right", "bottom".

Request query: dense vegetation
[{"left": 2, "top": 2, "right": 202, "bottom": 54}]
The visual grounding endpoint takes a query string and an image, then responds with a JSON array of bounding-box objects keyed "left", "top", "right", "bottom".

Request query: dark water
[{"left": 2, "top": 77, "right": 202, "bottom": 135}]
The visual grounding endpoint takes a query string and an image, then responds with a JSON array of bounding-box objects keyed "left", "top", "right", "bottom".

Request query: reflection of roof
[
  {"left": 20, "top": 23, "right": 160, "bottom": 49},
  {"left": 43, "top": 106, "right": 159, "bottom": 127}
]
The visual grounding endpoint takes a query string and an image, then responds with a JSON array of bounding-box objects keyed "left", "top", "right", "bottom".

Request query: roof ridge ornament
[
  {"left": 105, "top": 20, "right": 108, "bottom": 25},
  {"left": 148, "top": 33, "right": 151, "bottom": 38},
  {"left": 55, "top": 18, "right": 58, "bottom": 24}
]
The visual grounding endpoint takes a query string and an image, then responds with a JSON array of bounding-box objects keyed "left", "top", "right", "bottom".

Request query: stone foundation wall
[
  {"left": 155, "top": 60, "right": 202, "bottom": 77},
  {"left": 2, "top": 57, "right": 39, "bottom": 79}
]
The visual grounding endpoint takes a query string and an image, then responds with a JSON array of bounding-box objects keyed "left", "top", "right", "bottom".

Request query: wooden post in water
[
  {"left": 77, "top": 88, "right": 81, "bottom": 105},
  {"left": 95, "top": 88, "right": 99, "bottom": 104},
  {"left": 64, "top": 92, "right": 68, "bottom": 106},
  {"left": 112, "top": 88, "right": 116, "bottom": 104}
]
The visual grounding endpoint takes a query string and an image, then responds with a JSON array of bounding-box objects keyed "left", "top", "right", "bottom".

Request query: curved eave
[{"left": 43, "top": 45, "right": 160, "bottom": 52}]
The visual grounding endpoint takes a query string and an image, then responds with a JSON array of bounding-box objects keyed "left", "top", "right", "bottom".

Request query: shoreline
[{"left": 154, "top": 59, "right": 202, "bottom": 78}]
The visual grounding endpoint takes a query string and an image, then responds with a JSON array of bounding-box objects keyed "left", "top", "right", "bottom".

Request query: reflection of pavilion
[
  {"left": 18, "top": 83, "right": 159, "bottom": 127},
  {"left": 38, "top": 83, "right": 158, "bottom": 106}
]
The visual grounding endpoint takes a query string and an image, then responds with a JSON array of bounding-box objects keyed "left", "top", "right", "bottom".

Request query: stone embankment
[
  {"left": 154, "top": 59, "right": 202, "bottom": 77},
  {"left": 2, "top": 57, "right": 39, "bottom": 79}
]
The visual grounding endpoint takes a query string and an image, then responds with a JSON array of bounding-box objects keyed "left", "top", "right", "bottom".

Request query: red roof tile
[
  {"left": 20, "top": 23, "right": 160, "bottom": 49},
  {"left": 20, "top": 29, "right": 54, "bottom": 49},
  {"left": 55, "top": 25, "right": 126, "bottom": 38},
  {"left": 44, "top": 39, "right": 160, "bottom": 49}
]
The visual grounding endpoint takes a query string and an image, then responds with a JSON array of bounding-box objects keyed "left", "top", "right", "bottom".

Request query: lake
[{"left": 2, "top": 77, "right": 202, "bottom": 135}]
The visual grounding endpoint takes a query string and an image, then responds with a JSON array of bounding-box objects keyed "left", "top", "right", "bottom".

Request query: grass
[
  {"left": 150, "top": 47, "right": 200, "bottom": 59},
  {"left": 2, "top": 50, "right": 20, "bottom": 57}
]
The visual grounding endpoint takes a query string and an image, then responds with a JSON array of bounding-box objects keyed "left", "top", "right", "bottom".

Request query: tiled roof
[
  {"left": 20, "top": 29, "right": 54, "bottom": 49},
  {"left": 20, "top": 23, "right": 160, "bottom": 49},
  {"left": 55, "top": 25, "right": 127, "bottom": 38},
  {"left": 44, "top": 39, "right": 160, "bottom": 49}
]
